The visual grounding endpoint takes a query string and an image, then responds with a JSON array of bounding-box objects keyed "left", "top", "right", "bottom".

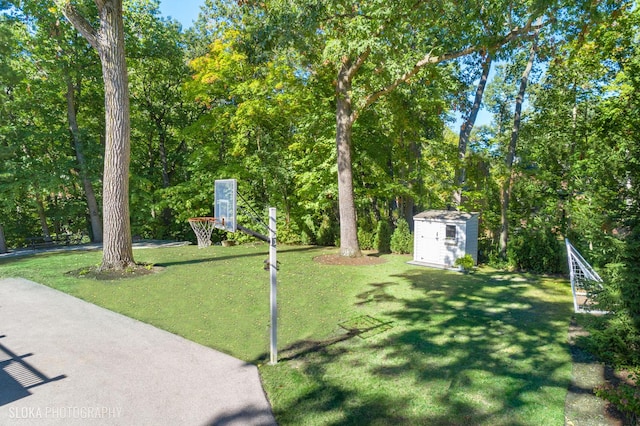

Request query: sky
[
  {"left": 156, "top": 0, "right": 493, "bottom": 130},
  {"left": 158, "top": 0, "right": 203, "bottom": 29}
]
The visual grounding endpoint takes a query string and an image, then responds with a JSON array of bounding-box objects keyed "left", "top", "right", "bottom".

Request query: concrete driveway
[{"left": 0, "top": 278, "right": 276, "bottom": 425}]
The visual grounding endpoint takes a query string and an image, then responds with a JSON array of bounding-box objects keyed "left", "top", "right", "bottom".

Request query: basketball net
[{"left": 188, "top": 217, "right": 217, "bottom": 248}]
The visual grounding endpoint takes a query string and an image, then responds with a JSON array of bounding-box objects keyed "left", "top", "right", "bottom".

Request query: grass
[{"left": 0, "top": 244, "right": 575, "bottom": 424}]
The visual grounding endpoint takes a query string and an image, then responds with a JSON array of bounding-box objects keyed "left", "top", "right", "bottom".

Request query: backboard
[{"left": 214, "top": 179, "right": 237, "bottom": 232}]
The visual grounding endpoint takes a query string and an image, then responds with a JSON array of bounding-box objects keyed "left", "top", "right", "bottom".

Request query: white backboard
[{"left": 214, "top": 179, "right": 237, "bottom": 232}]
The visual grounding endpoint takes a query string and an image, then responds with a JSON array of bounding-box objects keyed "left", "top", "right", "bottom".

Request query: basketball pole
[
  {"left": 213, "top": 179, "right": 278, "bottom": 364},
  {"left": 268, "top": 207, "right": 278, "bottom": 365}
]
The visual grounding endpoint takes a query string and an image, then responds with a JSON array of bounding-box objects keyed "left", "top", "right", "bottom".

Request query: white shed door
[{"left": 414, "top": 220, "right": 445, "bottom": 265}]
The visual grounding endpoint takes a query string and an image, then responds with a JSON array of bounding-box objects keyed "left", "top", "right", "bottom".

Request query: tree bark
[
  {"left": 454, "top": 53, "right": 492, "bottom": 207},
  {"left": 158, "top": 126, "right": 171, "bottom": 189},
  {"left": 500, "top": 36, "right": 538, "bottom": 257},
  {"left": 336, "top": 61, "right": 361, "bottom": 257},
  {"left": 156, "top": 121, "right": 174, "bottom": 232},
  {"left": 64, "top": 73, "right": 103, "bottom": 242},
  {"left": 59, "top": 0, "right": 134, "bottom": 269},
  {"left": 98, "top": 1, "right": 134, "bottom": 268},
  {"left": 35, "top": 196, "right": 52, "bottom": 242},
  {"left": 0, "top": 224, "right": 7, "bottom": 254}
]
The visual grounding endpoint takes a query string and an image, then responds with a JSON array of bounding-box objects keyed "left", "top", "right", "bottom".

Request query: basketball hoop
[{"left": 188, "top": 217, "right": 218, "bottom": 248}]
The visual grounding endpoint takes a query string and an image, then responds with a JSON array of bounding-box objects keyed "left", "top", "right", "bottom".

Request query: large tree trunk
[
  {"left": 499, "top": 37, "right": 537, "bottom": 257},
  {"left": 60, "top": 0, "right": 135, "bottom": 269},
  {"left": 336, "top": 62, "right": 361, "bottom": 257},
  {"left": 454, "top": 54, "right": 492, "bottom": 207},
  {"left": 64, "top": 73, "right": 103, "bottom": 243},
  {"left": 98, "top": 1, "right": 134, "bottom": 269}
]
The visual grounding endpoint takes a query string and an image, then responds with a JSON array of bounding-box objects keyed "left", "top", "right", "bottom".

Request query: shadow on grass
[
  {"left": 265, "top": 267, "right": 574, "bottom": 425},
  {"left": 0, "top": 244, "right": 319, "bottom": 269},
  {"left": 156, "top": 245, "right": 319, "bottom": 267}
]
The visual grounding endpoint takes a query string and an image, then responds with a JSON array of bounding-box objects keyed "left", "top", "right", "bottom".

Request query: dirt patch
[
  {"left": 66, "top": 263, "right": 164, "bottom": 281},
  {"left": 313, "top": 253, "right": 387, "bottom": 266}
]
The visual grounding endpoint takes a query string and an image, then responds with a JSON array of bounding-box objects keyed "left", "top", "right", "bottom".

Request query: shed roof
[{"left": 413, "top": 210, "right": 478, "bottom": 221}]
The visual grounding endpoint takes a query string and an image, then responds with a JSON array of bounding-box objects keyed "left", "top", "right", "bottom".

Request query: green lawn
[{"left": 0, "top": 244, "right": 575, "bottom": 425}]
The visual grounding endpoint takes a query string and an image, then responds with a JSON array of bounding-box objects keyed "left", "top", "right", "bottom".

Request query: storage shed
[{"left": 411, "top": 210, "right": 479, "bottom": 269}]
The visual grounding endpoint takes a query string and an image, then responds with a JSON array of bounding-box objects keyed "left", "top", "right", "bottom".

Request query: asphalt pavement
[{"left": 0, "top": 277, "right": 276, "bottom": 425}]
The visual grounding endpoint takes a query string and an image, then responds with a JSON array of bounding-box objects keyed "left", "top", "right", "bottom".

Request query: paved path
[
  {"left": 0, "top": 278, "right": 276, "bottom": 425},
  {"left": 0, "top": 240, "right": 191, "bottom": 260},
  {"left": 564, "top": 321, "right": 623, "bottom": 426}
]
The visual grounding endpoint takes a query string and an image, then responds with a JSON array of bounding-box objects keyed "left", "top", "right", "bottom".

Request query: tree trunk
[
  {"left": 564, "top": 90, "right": 579, "bottom": 235},
  {"left": 499, "top": 183, "right": 510, "bottom": 257},
  {"left": 156, "top": 120, "right": 171, "bottom": 189},
  {"left": 157, "top": 122, "right": 174, "bottom": 231},
  {"left": 454, "top": 54, "right": 492, "bottom": 207},
  {"left": 60, "top": 0, "right": 135, "bottom": 269},
  {"left": 36, "top": 197, "right": 52, "bottom": 241},
  {"left": 0, "top": 224, "right": 7, "bottom": 254},
  {"left": 336, "top": 62, "right": 361, "bottom": 257},
  {"left": 98, "top": 1, "right": 134, "bottom": 269},
  {"left": 499, "top": 37, "right": 537, "bottom": 258},
  {"left": 64, "top": 73, "right": 103, "bottom": 243}
]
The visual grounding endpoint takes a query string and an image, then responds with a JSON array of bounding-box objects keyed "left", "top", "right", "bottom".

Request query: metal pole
[{"left": 269, "top": 207, "right": 277, "bottom": 364}]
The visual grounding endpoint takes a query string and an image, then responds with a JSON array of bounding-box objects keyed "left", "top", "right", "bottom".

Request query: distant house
[{"left": 411, "top": 210, "right": 479, "bottom": 269}]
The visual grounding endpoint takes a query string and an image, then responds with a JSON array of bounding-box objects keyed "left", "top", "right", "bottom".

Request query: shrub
[
  {"left": 375, "top": 220, "right": 392, "bottom": 254},
  {"left": 507, "top": 226, "right": 565, "bottom": 274},
  {"left": 390, "top": 218, "right": 413, "bottom": 254},
  {"left": 581, "top": 228, "right": 640, "bottom": 371},
  {"left": 595, "top": 372, "right": 639, "bottom": 425},
  {"left": 317, "top": 216, "right": 338, "bottom": 246},
  {"left": 277, "top": 221, "right": 303, "bottom": 245},
  {"left": 358, "top": 229, "right": 376, "bottom": 251},
  {"left": 580, "top": 313, "right": 640, "bottom": 368},
  {"left": 299, "top": 216, "right": 318, "bottom": 245},
  {"left": 454, "top": 254, "right": 475, "bottom": 273}
]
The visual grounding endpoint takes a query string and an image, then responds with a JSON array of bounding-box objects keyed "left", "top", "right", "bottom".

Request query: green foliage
[
  {"left": 574, "top": 12, "right": 640, "bottom": 374},
  {"left": 316, "top": 216, "right": 338, "bottom": 247},
  {"left": 390, "top": 218, "right": 412, "bottom": 254},
  {"left": 454, "top": 254, "right": 475, "bottom": 273},
  {"left": 375, "top": 220, "right": 391, "bottom": 254},
  {"left": 579, "top": 313, "right": 640, "bottom": 369},
  {"left": 357, "top": 228, "right": 375, "bottom": 251},
  {"left": 586, "top": 231, "right": 640, "bottom": 370},
  {"left": 277, "top": 221, "right": 304, "bottom": 245},
  {"left": 506, "top": 226, "right": 565, "bottom": 274},
  {"left": 594, "top": 372, "right": 640, "bottom": 425},
  {"left": 622, "top": 250, "right": 640, "bottom": 331}
]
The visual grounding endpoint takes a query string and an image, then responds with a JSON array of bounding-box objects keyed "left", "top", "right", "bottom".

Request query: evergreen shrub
[
  {"left": 316, "top": 216, "right": 338, "bottom": 246},
  {"left": 390, "top": 218, "right": 413, "bottom": 254},
  {"left": 358, "top": 229, "right": 375, "bottom": 251},
  {"left": 375, "top": 220, "right": 391, "bottom": 254},
  {"left": 507, "top": 226, "right": 564, "bottom": 274}
]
